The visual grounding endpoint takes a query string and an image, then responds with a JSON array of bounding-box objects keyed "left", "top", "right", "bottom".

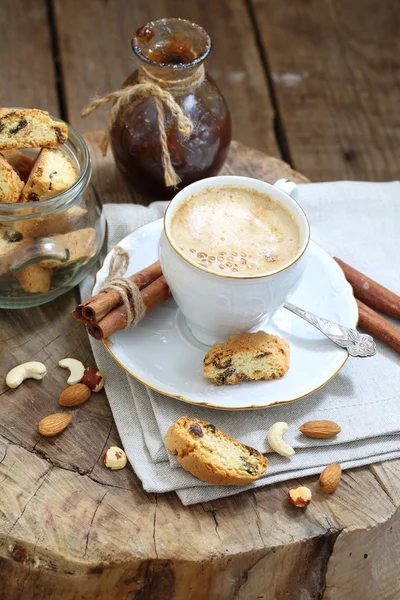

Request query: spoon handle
[{"left": 284, "top": 302, "right": 376, "bottom": 357}]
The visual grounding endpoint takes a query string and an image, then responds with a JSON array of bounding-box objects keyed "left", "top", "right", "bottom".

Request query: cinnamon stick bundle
[
  {"left": 72, "top": 259, "right": 171, "bottom": 341},
  {"left": 334, "top": 258, "right": 400, "bottom": 319},
  {"left": 87, "top": 276, "right": 170, "bottom": 341},
  {"left": 73, "top": 260, "right": 162, "bottom": 323}
]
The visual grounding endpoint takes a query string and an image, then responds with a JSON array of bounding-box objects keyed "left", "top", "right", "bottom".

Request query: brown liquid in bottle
[{"left": 110, "top": 20, "right": 231, "bottom": 201}]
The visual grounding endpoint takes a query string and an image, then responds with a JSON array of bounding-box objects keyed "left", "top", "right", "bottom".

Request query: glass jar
[
  {"left": 110, "top": 18, "right": 232, "bottom": 200},
  {"left": 0, "top": 118, "right": 105, "bottom": 308}
]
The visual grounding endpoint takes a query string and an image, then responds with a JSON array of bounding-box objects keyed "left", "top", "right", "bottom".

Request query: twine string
[
  {"left": 99, "top": 246, "right": 146, "bottom": 328},
  {"left": 103, "top": 245, "right": 130, "bottom": 281},
  {"left": 81, "top": 65, "right": 205, "bottom": 187}
]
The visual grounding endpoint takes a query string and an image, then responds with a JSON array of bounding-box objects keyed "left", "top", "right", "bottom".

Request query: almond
[
  {"left": 299, "top": 420, "right": 341, "bottom": 439},
  {"left": 319, "top": 463, "right": 342, "bottom": 494},
  {"left": 59, "top": 383, "right": 91, "bottom": 406},
  {"left": 38, "top": 413, "right": 72, "bottom": 437}
]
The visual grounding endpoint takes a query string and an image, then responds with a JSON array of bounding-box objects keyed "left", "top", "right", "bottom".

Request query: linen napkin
[{"left": 81, "top": 181, "right": 400, "bottom": 505}]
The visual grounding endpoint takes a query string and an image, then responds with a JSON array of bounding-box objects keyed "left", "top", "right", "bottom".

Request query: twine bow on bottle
[{"left": 81, "top": 65, "right": 205, "bottom": 188}]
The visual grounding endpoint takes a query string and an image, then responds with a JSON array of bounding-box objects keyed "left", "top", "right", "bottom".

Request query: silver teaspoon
[{"left": 284, "top": 302, "right": 376, "bottom": 357}]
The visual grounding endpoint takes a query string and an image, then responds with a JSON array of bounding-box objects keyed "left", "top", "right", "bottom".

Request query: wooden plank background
[
  {"left": 1, "top": 0, "right": 398, "bottom": 181},
  {"left": 0, "top": 0, "right": 59, "bottom": 113},
  {"left": 251, "top": 0, "right": 400, "bottom": 181},
  {"left": 52, "top": 0, "right": 278, "bottom": 155},
  {"left": 0, "top": 3, "right": 399, "bottom": 596}
]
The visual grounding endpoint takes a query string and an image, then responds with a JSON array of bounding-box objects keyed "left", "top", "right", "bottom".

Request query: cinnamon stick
[
  {"left": 71, "top": 307, "right": 90, "bottom": 324},
  {"left": 87, "top": 276, "right": 171, "bottom": 341},
  {"left": 334, "top": 257, "right": 400, "bottom": 319},
  {"left": 357, "top": 299, "right": 400, "bottom": 353},
  {"left": 73, "top": 260, "right": 162, "bottom": 323}
]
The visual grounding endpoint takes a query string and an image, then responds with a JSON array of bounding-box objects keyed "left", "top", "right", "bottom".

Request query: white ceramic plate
[{"left": 94, "top": 219, "right": 358, "bottom": 410}]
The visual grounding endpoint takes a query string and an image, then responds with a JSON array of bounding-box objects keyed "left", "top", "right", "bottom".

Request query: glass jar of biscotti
[{"left": 0, "top": 115, "right": 105, "bottom": 308}]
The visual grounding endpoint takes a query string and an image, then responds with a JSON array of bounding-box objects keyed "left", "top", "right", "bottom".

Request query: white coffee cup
[{"left": 159, "top": 176, "right": 310, "bottom": 345}]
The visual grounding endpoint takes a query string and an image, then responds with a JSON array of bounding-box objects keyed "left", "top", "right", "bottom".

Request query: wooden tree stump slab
[{"left": 0, "top": 138, "right": 399, "bottom": 600}]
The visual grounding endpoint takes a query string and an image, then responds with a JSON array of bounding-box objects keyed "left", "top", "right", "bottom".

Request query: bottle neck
[
  {"left": 138, "top": 63, "right": 206, "bottom": 95},
  {"left": 133, "top": 18, "right": 211, "bottom": 86},
  {"left": 138, "top": 62, "right": 205, "bottom": 85}
]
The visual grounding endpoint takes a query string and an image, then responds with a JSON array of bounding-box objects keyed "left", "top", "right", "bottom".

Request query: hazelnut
[
  {"left": 288, "top": 486, "right": 312, "bottom": 508},
  {"left": 104, "top": 446, "right": 127, "bottom": 470},
  {"left": 81, "top": 367, "right": 104, "bottom": 392}
]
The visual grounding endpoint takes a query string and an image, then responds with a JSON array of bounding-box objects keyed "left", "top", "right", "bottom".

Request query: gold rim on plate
[
  {"left": 93, "top": 220, "right": 358, "bottom": 411},
  {"left": 102, "top": 337, "right": 350, "bottom": 410}
]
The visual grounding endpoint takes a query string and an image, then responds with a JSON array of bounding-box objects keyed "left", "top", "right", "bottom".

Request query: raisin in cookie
[
  {"left": 0, "top": 109, "right": 68, "bottom": 150},
  {"left": 0, "top": 230, "right": 31, "bottom": 275},
  {"left": 203, "top": 331, "right": 290, "bottom": 386},
  {"left": 0, "top": 153, "right": 23, "bottom": 202},
  {"left": 21, "top": 147, "right": 78, "bottom": 202},
  {"left": 165, "top": 416, "right": 268, "bottom": 485}
]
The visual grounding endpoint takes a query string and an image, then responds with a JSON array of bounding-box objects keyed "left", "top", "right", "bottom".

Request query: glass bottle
[{"left": 110, "top": 18, "right": 232, "bottom": 200}]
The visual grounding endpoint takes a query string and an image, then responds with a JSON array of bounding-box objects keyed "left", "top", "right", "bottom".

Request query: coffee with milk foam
[{"left": 170, "top": 186, "right": 300, "bottom": 277}]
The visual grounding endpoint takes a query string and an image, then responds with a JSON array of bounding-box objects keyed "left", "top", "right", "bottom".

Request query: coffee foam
[{"left": 170, "top": 186, "right": 300, "bottom": 276}]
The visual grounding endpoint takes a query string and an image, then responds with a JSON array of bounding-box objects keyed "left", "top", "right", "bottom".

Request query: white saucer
[{"left": 94, "top": 219, "right": 358, "bottom": 410}]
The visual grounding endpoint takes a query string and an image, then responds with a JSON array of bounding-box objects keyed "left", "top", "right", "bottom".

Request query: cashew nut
[
  {"left": 6, "top": 362, "right": 47, "bottom": 389},
  {"left": 267, "top": 422, "right": 295, "bottom": 457},
  {"left": 58, "top": 358, "right": 85, "bottom": 385}
]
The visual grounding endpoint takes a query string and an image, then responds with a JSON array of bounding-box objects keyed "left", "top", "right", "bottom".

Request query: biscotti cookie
[
  {"left": 40, "top": 228, "right": 96, "bottom": 269},
  {"left": 203, "top": 331, "right": 290, "bottom": 386},
  {"left": 15, "top": 206, "right": 87, "bottom": 238},
  {"left": 21, "top": 147, "right": 78, "bottom": 202},
  {"left": 0, "top": 109, "right": 68, "bottom": 150},
  {"left": 0, "top": 230, "right": 32, "bottom": 275},
  {"left": 2, "top": 150, "right": 34, "bottom": 182},
  {"left": 165, "top": 416, "right": 268, "bottom": 485},
  {"left": 0, "top": 153, "right": 23, "bottom": 202},
  {"left": 13, "top": 263, "right": 52, "bottom": 294}
]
